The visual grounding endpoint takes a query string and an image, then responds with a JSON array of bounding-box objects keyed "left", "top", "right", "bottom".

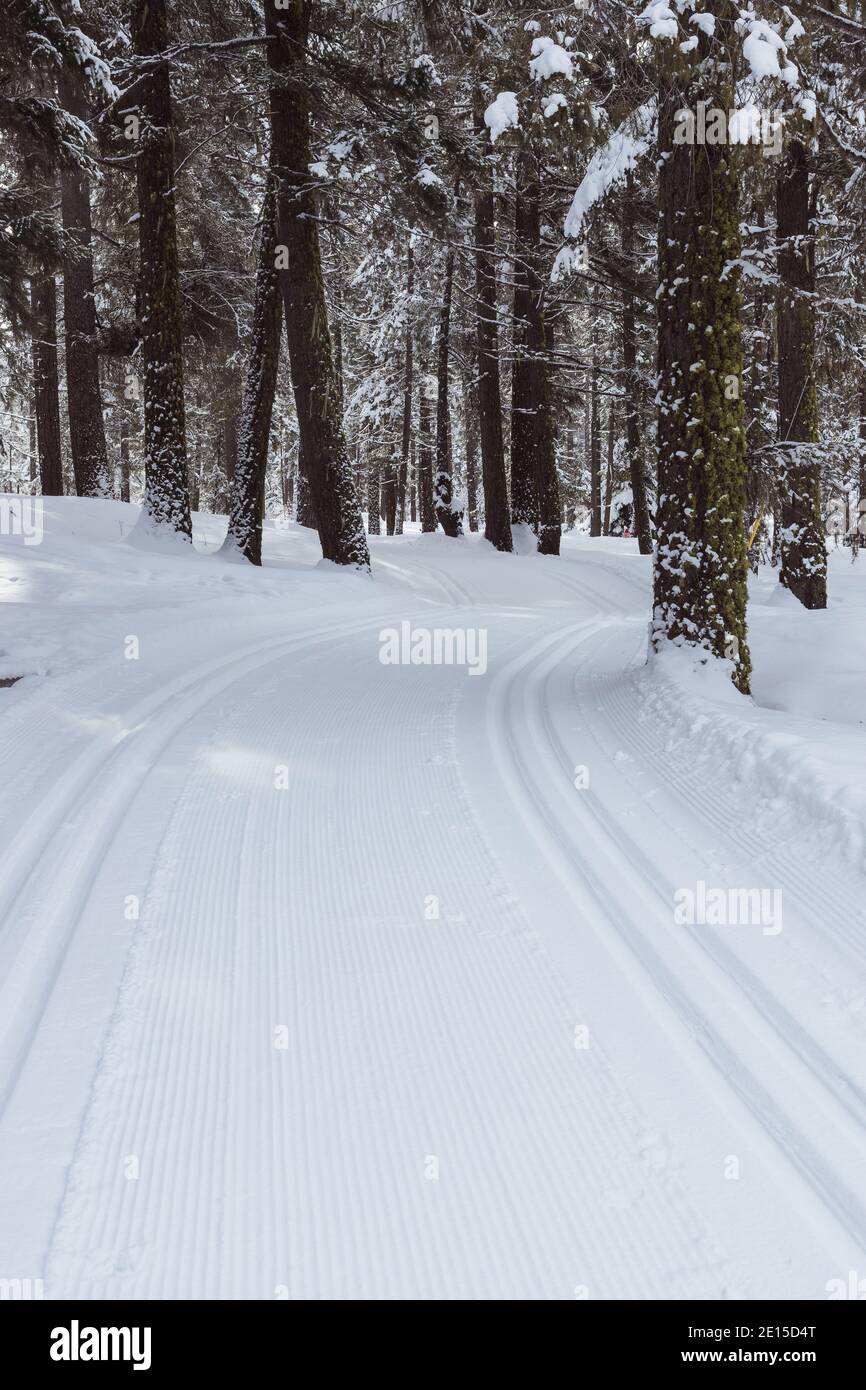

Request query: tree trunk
[
  {"left": 621, "top": 171, "right": 652, "bottom": 553},
  {"left": 652, "top": 10, "right": 751, "bottom": 691},
  {"left": 265, "top": 0, "right": 368, "bottom": 568},
  {"left": 464, "top": 368, "right": 479, "bottom": 533},
  {"left": 119, "top": 402, "right": 131, "bottom": 503},
  {"left": 409, "top": 438, "right": 417, "bottom": 524},
  {"left": 29, "top": 274, "right": 64, "bottom": 496},
  {"left": 224, "top": 175, "right": 282, "bottom": 564},
  {"left": 510, "top": 185, "right": 536, "bottom": 529},
  {"left": 603, "top": 406, "right": 614, "bottom": 536},
  {"left": 57, "top": 63, "right": 110, "bottom": 499},
  {"left": 523, "top": 178, "right": 560, "bottom": 555},
  {"left": 418, "top": 365, "right": 436, "bottom": 532},
  {"left": 434, "top": 247, "right": 462, "bottom": 536},
  {"left": 130, "top": 0, "right": 192, "bottom": 540},
  {"left": 296, "top": 446, "right": 317, "bottom": 527},
  {"left": 366, "top": 448, "right": 380, "bottom": 535},
  {"left": 776, "top": 138, "right": 826, "bottom": 609},
  {"left": 396, "top": 244, "right": 414, "bottom": 535},
  {"left": 590, "top": 307, "right": 602, "bottom": 537},
  {"left": 474, "top": 95, "right": 511, "bottom": 552},
  {"left": 382, "top": 454, "right": 397, "bottom": 535}
]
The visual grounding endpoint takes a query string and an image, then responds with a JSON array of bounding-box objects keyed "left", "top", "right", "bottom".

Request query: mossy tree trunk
[{"left": 652, "top": 9, "right": 751, "bottom": 693}]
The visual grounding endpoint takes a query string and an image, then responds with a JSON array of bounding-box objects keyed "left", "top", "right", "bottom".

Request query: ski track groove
[
  {"left": 44, "top": 610, "right": 733, "bottom": 1298},
  {"left": 492, "top": 619, "right": 866, "bottom": 1256},
  {"left": 5, "top": 543, "right": 863, "bottom": 1299}
]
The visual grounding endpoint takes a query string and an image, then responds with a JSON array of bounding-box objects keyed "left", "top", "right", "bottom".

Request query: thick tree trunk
[
  {"left": 434, "top": 247, "right": 462, "bottom": 536},
  {"left": 621, "top": 171, "right": 652, "bottom": 553},
  {"left": 224, "top": 176, "right": 282, "bottom": 564},
  {"left": 474, "top": 96, "right": 511, "bottom": 552},
  {"left": 130, "top": 0, "right": 192, "bottom": 540},
  {"left": 396, "top": 244, "right": 414, "bottom": 535},
  {"left": 776, "top": 138, "right": 826, "bottom": 609},
  {"left": 652, "top": 10, "right": 751, "bottom": 692},
  {"left": 296, "top": 446, "right": 317, "bottom": 527},
  {"left": 30, "top": 274, "right": 64, "bottom": 496},
  {"left": 418, "top": 366, "right": 436, "bottom": 532},
  {"left": 265, "top": 0, "right": 368, "bottom": 568},
  {"left": 57, "top": 64, "right": 110, "bottom": 499}
]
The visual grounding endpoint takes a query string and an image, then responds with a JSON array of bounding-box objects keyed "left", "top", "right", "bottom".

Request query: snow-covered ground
[{"left": 1, "top": 496, "right": 865, "bottom": 1299}]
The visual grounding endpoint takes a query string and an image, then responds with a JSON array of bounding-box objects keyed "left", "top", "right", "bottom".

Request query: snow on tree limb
[{"left": 559, "top": 99, "right": 656, "bottom": 250}]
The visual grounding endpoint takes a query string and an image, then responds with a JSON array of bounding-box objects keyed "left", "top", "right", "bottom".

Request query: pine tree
[
  {"left": 265, "top": 0, "right": 369, "bottom": 569},
  {"left": 129, "top": 0, "right": 192, "bottom": 541},
  {"left": 223, "top": 175, "right": 282, "bottom": 565},
  {"left": 649, "top": 4, "right": 751, "bottom": 692},
  {"left": 776, "top": 138, "right": 827, "bottom": 608}
]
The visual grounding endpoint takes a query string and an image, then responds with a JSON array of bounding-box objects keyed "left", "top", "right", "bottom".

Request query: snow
[
  {"left": 562, "top": 100, "right": 656, "bottom": 242},
  {"left": 1, "top": 499, "right": 866, "bottom": 1297},
  {"left": 483, "top": 91, "right": 519, "bottom": 144},
  {"left": 528, "top": 37, "right": 574, "bottom": 84}
]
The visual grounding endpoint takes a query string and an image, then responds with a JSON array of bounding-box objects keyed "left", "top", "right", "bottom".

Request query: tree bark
[
  {"left": 464, "top": 368, "right": 479, "bottom": 533},
  {"left": 396, "top": 244, "right": 414, "bottom": 534},
  {"left": 652, "top": 11, "right": 751, "bottom": 691},
  {"left": 590, "top": 306, "right": 602, "bottom": 537},
  {"left": 130, "top": 0, "right": 192, "bottom": 540},
  {"left": 510, "top": 185, "right": 536, "bottom": 529},
  {"left": 224, "top": 175, "right": 282, "bottom": 564},
  {"left": 776, "top": 138, "right": 826, "bottom": 609},
  {"left": 366, "top": 447, "right": 380, "bottom": 535},
  {"left": 265, "top": 0, "right": 368, "bottom": 568},
  {"left": 603, "top": 405, "right": 614, "bottom": 536},
  {"left": 57, "top": 63, "right": 110, "bottom": 499},
  {"left": 30, "top": 274, "right": 64, "bottom": 496},
  {"left": 418, "top": 364, "right": 436, "bottom": 532},
  {"left": 473, "top": 95, "right": 511, "bottom": 552},
  {"left": 434, "top": 247, "right": 462, "bottom": 536},
  {"left": 621, "top": 171, "right": 652, "bottom": 553},
  {"left": 523, "top": 180, "right": 560, "bottom": 555}
]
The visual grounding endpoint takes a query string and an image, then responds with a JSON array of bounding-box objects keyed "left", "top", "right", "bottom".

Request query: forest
[
  {"left": 2, "top": 0, "right": 866, "bottom": 1310},
  {"left": 2, "top": 0, "right": 864, "bottom": 680}
]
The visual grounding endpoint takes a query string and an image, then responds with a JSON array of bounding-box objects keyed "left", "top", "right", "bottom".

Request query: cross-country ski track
[{"left": 1, "top": 506, "right": 865, "bottom": 1299}]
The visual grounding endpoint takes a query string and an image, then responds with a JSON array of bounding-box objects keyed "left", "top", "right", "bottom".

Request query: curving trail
[{"left": 0, "top": 524, "right": 864, "bottom": 1298}]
